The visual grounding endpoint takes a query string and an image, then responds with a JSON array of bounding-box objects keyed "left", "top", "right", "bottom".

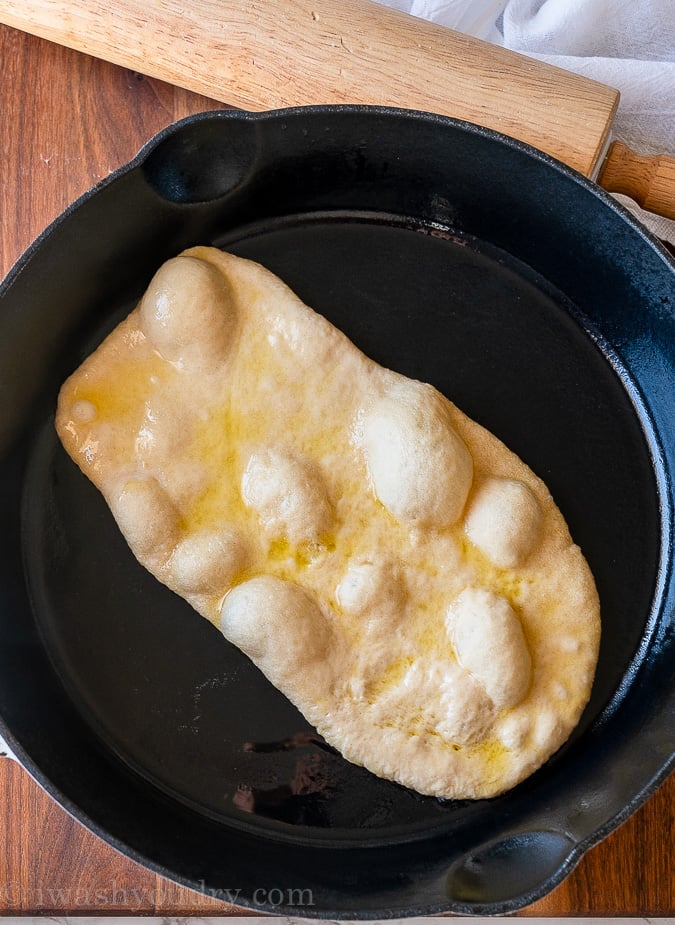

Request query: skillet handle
[
  {"left": 445, "top": 829, "right": 578, "bottom": 911},
  {"left": 598, "top": 142, "right": 675, "bottom": 222}
]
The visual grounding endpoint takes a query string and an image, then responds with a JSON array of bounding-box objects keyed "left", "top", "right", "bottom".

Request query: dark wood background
[{"left": 0, "top": 21, "right": 673, "bottom": 916}]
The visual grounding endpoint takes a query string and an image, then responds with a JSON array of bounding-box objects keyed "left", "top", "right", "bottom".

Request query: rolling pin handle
[{"left": 598, "top": 141, "right": 675, "bottom": 222}]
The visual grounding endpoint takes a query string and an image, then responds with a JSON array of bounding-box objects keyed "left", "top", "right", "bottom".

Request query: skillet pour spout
[{"left": 0, "top": 106, "right": 673, "bottom": 917}]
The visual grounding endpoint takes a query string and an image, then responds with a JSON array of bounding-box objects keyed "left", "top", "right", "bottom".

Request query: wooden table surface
[{"left": 0, "top": 21, "right": 673, "bottom": 917}]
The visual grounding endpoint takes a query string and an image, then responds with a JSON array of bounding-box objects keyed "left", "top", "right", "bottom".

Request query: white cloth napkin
[{"left": 375, "top": 0, "right": 675, "bottom": 245}]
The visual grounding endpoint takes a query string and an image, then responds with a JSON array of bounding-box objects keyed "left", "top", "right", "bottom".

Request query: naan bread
[{"left": 56, "top": 247, "right": 600, "bottom": 800}]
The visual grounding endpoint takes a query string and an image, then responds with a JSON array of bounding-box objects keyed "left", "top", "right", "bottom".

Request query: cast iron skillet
[{"left": 0, "top": 106, "right": 673, "bottom": 917}]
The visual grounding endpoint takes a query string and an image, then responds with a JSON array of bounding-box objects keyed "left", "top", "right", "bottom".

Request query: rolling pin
[{"left": 1, "top": 0, "right": 673, "bottom": 218}]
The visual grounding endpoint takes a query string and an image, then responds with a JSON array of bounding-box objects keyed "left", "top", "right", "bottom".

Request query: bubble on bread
[
  {"left": 221, "top": 575, "right": 343, "bottom": 696},
  {"left": 362, "top": 380, "right": 473, "bottom": 528},
  {"left": 465, "top": 477, "right": 543, "bottom": 567},
  {"left": 112, "top": 477, "right": 180, "bottom": 567},
  {"left": 170, "top": 527, "right": 249, "bottom": 595},
  {"left": 377, "top": 659, "right": 497, "bottom": 746},
  {"left": 448, "top": 587, "right": 532, "bottom": 709},
  {"left": 55, "top": 246, "right": 601, "bottom": 800},
  {"left": 429, "top": 663, "right": 497, "bottom": 745},
  {"left": 140, "top": 255, "right": 237, "bottom": 370},
  {"left": 221, "top": 575, "right": 324, "bottom": 663},
  {"left": 242, "top": 448, "right": 332, "bottom": 546}
]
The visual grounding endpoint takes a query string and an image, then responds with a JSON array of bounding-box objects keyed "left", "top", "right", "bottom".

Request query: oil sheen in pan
[{"left": 23, "top": 214, "right": 659, "bottom": 845}]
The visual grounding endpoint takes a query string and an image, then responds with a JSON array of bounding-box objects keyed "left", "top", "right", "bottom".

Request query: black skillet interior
[{"left": 0, "top": 107, "right": 673, "bottom": 917}]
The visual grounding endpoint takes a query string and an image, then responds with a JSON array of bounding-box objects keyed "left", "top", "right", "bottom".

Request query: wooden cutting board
[
  {"left": 0, "top": 13, "right": 674, "bottom": 920},
  {"left": 1, "top": 0, "right": 674, "bottom": 217}
]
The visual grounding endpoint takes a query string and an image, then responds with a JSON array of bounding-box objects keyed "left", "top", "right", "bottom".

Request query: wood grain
[
  {"left": 0, "top": 0, "right": 618, "bottom": 177},
  {"left": 0, "top": 24, "right": 227, "bottom": 279},
  {"left": 0, "top": 758, "right": 237, "bottom": 914},
  {"left": 0, "top": 23, "right": 673, "bottom": 916}
]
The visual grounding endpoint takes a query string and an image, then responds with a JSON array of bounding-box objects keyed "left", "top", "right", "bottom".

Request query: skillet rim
[
  {"left": 0, "top": 104, "right": 673, "bottom": 917},
  {"left": 2, "top": 105, "right": 674, "bottom": 298}
]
